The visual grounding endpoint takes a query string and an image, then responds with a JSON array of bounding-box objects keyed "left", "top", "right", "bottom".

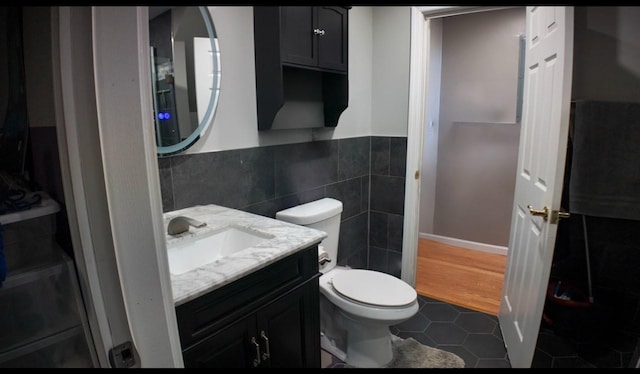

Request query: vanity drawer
[{"left": 176, "top": 244, "right": 319, "bottom": 349}]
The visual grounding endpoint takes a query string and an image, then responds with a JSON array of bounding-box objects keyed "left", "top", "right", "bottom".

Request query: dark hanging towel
[
  {"left": 569, "top": 100, "right": 640, "bottom": 221},
  {"left": 0, "top": 224, "right": 5, "bottom": 288}
]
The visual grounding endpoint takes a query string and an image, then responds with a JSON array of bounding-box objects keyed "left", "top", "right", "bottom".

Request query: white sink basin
[{"left": 167, "top": 226, "right": 274, "bottom": 275}]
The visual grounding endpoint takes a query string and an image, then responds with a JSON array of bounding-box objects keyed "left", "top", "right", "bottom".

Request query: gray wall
[
  {"left": 432, "top": 8, "right": 525, "bottom": 246},
  {"left": 22, "top": 7, "right": 71, "bottom": 253},
  {"left": 371, "top": 7, "right": 411, "bottom": 137},
  {"left": 419, "top": 17, "right": 442, "bottom": 235},
  {"left": 572, "top": 6, "right": 640, "bottom": 102},
  {"left": 159, "top": 136, "right": 407, "bottom": 278}
]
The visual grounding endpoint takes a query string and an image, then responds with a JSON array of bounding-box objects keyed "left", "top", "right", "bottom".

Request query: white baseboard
[{"left": 419, "top": 233, "right": 508, "bottom": 256}]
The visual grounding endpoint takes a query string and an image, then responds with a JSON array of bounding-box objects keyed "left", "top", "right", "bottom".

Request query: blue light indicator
[{"left": 157, "top": 112, "right": 171, "bottom": 120}]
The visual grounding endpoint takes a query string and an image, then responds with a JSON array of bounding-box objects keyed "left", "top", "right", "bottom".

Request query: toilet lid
[{"left": 331, "top": 269, "right": 416, "bottom": 307}]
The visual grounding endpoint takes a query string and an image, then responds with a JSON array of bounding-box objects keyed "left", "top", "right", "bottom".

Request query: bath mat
[{"left": 385, "top": 335, "right": 465, "bottom": 368}]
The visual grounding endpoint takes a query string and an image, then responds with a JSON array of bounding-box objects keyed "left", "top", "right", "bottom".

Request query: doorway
[
  {"left": 403, "top": 5, "right": 640, "bottom": 368},
  {"left": 402, "top": 6, "right": 525, "bottom": 285},
  {"left": 418, "top": 7, "right": 525, "bottom": 257},
  {"left": 404, "top": 5, "right": 577, "bottom": 367},
  {"left": 404, "top": 7, "right": 525, "bottom": 315},
  {"left": 403, "top": 7, "right": 526, "bottom": 314}
]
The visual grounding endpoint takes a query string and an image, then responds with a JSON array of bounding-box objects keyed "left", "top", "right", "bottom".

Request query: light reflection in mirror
[{"left": 149, "top": 6, "right": 220, "bottom": 157}]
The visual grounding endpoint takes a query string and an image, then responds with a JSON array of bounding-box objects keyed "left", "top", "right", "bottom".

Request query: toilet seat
[
  {"left": 331, "top": 269, "right": 416, "bottom": 307},
  {"left": 319, "top": 267, "right": 419, "bottom": 324}
]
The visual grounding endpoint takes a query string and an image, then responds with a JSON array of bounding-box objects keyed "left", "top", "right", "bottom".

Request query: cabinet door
[
  {"left": 182, "top": 317, "right": 257, "bottom": 368},
  {"left": 317, "top": 6, "right": 348, "bottom": 71},
  {"left": 256, "top": 279, "right": 320, "bottom": 368},
  {"left": 280, "top": 7, "right": 317, "bottom": 67}
]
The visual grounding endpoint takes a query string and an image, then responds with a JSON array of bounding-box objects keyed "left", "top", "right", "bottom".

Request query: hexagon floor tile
[
  {"left": 322, "top": 295, "right": 511, "bottom": 368},
  {"left": 321, "top": 295, "right": 639, "bottom": 368}
]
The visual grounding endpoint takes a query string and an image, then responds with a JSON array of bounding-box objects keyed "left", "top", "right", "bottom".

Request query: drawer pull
[
  {"left": 260, "top": 331, "right": 271, "bottom": 361},
  {"left": 251, "top": 336, "right": 261, "bottom": 367}
]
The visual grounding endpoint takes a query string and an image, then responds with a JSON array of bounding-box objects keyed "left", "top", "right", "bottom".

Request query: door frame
[
  {"left": 401, "top": 6, "right": 515, "bottom": 287},
  {"left": 90, "top": 6, "right": 184, "bottom": 367},
  {"left": 54, "top": 6, "right": 184, "bottom": 367},
  {"left": 55, "top": 6, "right": 130, "bottom": 366}
]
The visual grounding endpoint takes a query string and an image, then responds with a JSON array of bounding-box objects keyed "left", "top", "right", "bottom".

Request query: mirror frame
[{"left": 154, "top": 6, "right": 221, "bottom": 157}]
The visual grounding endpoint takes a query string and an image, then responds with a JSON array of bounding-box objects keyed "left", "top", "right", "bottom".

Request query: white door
[
  {"left": 498, "top": 6, "right": 574, "bottom": 368},
  {"left": 57, "top": 6, "right": 183, "bottom": 367}
]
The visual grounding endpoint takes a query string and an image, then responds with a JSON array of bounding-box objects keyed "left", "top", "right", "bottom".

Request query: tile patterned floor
[
  {"left": 322, "top": 295, "right": 511, "bottom": 368},
  {"left": 532, "top": 304, "right": 639, "bottom": 368},
  {"left": 321, "top": 294, "right": 640, "bottom": 368}
]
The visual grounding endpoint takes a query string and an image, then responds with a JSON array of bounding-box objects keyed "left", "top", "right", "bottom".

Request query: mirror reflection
[{"left": 149, "top": 6, "right": 220, "bottom": 157}]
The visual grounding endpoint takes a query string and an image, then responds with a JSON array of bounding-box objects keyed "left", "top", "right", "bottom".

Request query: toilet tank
[{"left": 275, "top": 198, "right": 342, "bottom": 273}]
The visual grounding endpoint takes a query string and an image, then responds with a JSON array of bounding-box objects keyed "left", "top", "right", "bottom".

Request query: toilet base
[
  {"left": 340, "top": 311, "right": 394, "bottom": 368},
  {"left": 320, "top": 332, "right": 346, "bottom": 362}
]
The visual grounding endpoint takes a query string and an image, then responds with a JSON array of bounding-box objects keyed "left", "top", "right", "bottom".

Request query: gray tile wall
[
  {"left": 558, "top": 215, "right": 640, "bottom": 356},
  {"left": 552, "top": 152, "right": 640, "bottom": 361},
  {"left": 369, "top": 137, "right": 407, "bottom": 278},
  {"left": 158, "top": 135, "right": 407, "bottom": 277}
]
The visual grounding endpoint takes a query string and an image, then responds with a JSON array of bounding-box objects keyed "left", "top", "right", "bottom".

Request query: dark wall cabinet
[
  {"left": 176, "top": 245, "right": 321, "bottom": 368},
  {"left": 280, "top": 6, "right": 348, "bottom": 72},
  {"left": 254, "top": 6, "right": 349, "bottom": 131}
]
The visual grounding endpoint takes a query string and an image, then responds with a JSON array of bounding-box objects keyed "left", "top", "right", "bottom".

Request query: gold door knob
[
  {"left": 527, "top": 205, "right": 549, "bottom": 221},
  {"left": 527, "top": 205, "right": 571, "bottom": 224}
]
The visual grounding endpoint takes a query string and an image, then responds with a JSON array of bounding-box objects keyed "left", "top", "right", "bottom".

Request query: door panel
[
  {"left": 317, "top": 6, "right": 348, "bottom": 71},
  {"left": 280, "top": 7, "right": 317, "bottom": 67},
  {"left": 182, "top": 317, "right": 256, "bottom": 368},
  {"left": 499, "top": 6, "right": 573, "bottom": 368},
  {"left": 256, "top": 281, "right": 320, "bottom": 368}
]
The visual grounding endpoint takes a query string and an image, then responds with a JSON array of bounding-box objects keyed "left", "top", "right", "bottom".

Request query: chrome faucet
[{"left": 167, "top": 216, "right": 207, "bottom": 235}]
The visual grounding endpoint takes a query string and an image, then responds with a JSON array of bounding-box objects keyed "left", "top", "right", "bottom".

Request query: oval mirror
[{"left": 148, "top": 6, "right": 220, "bottom": 157}]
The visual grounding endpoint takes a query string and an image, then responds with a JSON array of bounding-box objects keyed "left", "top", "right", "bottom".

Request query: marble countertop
[{"left": 164, "top": 204, "right": 327, "bottom": 306}]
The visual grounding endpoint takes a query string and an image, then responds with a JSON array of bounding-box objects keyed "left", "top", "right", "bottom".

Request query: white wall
[
  {"left": 184, "top": 6, "right": 413, "bottom": 153},
  {"left": 371, "top": 6, "right": 411, "bottom": 137},
  {"left": 188, "top": 6, "right": 379, "bottom": 154},
  {"left": 316, "top": 6, "right": 374, "bottom": 141}
]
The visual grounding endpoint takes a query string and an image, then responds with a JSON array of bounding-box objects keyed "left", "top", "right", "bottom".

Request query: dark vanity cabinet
[
  {"left": 176, "top": 245, "right": 321, "bottom": 368},
  {"left": 254, "top": 6, "right": 349, "bottom": 131}
]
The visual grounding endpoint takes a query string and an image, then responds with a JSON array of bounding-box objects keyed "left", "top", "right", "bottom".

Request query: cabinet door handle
[
  {"left": 313, "top": 28, "right": 325, "bottom": 36},
  {"left": 260, "top": 331, "right": 271, "bottom": 361},
  {"left": 251, "top": 337, "right": 261, "bottom": 367}
]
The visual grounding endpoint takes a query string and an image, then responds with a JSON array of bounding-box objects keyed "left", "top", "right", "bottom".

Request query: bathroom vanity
[{"left": 164, "top": 205, "right": 326, "bottom": 368}]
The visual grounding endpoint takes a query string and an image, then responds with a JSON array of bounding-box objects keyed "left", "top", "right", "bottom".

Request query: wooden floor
[{"left": 415, "top": 238, "right": 507, "bottom": 316}]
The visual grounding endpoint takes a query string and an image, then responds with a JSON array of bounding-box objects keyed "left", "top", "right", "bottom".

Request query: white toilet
[{"left": 276, "top": 198, "right": 419, "bottom": 368}]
